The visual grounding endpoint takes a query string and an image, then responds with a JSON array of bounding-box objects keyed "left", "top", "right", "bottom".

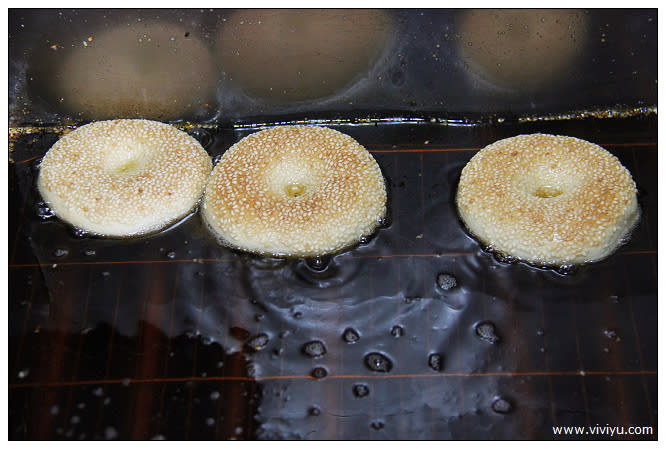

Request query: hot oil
[{"left": 9, "top": 113, "right": 657, "bottom": 439}]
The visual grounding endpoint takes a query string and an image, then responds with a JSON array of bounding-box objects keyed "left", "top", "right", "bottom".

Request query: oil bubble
[
  {"left": 391, "top": 325, "right": 404, "bottom": 338},
  {"left": 436, "top": 272, "right": 458, "bottom": 290},
  {"left": 491, "top": 397, "right": 513, "bottom": 414},
  {"left": 31, "top": 157, "right": 43, "bottom": 171},
  {"left": 305, "top": 256, "right": 330, "bottom": 272},
  {"left": 302, "top": 340, "right": 327, "bottom": 358},
  {"left": 342, "top": 328, "right": 360, "bottom": 344},
  {"left": 556, "top": 264, "right": 577, "bottom": 275},
  {"left": 308, "top": 406, "right": 321, "bottom": 416},
  {"left": 212, "top": 154, "right": 224, "bottom": 166},
  {"left": 246, "top": 333, "right": 269, "bottom": 352},
  {"left": 475, "top": 321, "right": 500, "bottom": 344},
  {"left": 36, "top": 202, "right": 55, "bottom": 220},
  {"left": 246, "top": 362, "right": 259, "bottom": 377},
  {"left": 371, "top": 420, "right": 385, "bottom": 430},
  {"left": 70, "top": 227, "right": 89, "bottom": 239},
  {"left": 603, "top": 329, "right": 618, "bottom": 340},
  {"left": 353, "top": 384, "right": 369, "bottom": 397},
  {"left": 364, "top": 352, "right": 393, "bottom": 373},
  {"left": 82, "top": 248, "right": 97, "bottom": 257},
  {"left": 104, "top": 427, "right": 118, "bottom": 440},
  {"left": 493, "top": 252, "right": 516, "bottom": 265},
  {"left": 310, "top": 367, "right": 328, "bottom": 379},
  {"left": 53, "top": 248, "right": 69, "bottom": 258},
  {"left": 428, "top": 353, "right": 444, "bottom": 372}
]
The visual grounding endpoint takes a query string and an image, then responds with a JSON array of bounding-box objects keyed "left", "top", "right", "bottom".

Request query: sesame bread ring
[
  {"left": 456, "top": 134, "right": 639, "bottom": 266},
  {"left": 202, "top": 125, "right": 387, "bottom": 257},
  {"left": 37, "top": 119, "right": 212, "bottom": 237}
]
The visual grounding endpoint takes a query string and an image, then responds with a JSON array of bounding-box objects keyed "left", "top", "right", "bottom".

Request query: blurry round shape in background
[
  {"left": 216, "top": 9, "right": 393, "bottom": 102},
  {"left": 42, "top": 20, "right": 217, "bottom": 120},
  {"left": 457, "top": 9, "right": 588, "bottom": 91}
]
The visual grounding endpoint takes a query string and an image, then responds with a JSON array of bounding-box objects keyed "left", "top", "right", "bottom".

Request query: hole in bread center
[
  {"left": 285, "top": 183, "right": 306, "bottom": 197},
  {"left": 104, "top": 143, "right": 148, "bottom": 176},
  {"left": 533, "top": 185, "right": 563, "bottom": 198}
]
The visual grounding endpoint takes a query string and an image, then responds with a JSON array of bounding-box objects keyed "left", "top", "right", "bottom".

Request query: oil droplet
[
  {"left": 428, "top": 353, "right": 444, "bottom": 372},
  {"left": 353, "top": 384, "right": 369, "bottom": 397},
  {"left": 17, "top": 368, "right": 30, "bottom": 379},
  {"left": 436, "top": 272, "right": 458, "bottom": 290},
  {"left": 342, "top": 328, "right": 360, "bottom": 344},
  {"left": 246, "top": 333, "right": 269, "bottom": 352},
  {"left": 302, "top": 340, "right": 327, "bottom": 358},
  {"left": 210, "top": 391, "right": 220, "bottom": 400},
  {"left": 492, "top": 397, "right": 513, "bottom": 414},
  {"left": 391, "top": 325, "right": 404, "bottom": 338},
  {"left": 310, "top": 367, "right": 328, "bottom": 379},
  {"left": 308, "top": 406, "right": 321, "bottom": 416},
  {"left": 475, "top": 321, "right": 500, "bottom": 344},
  {"left": 212, "top": 154, "right": 223, "bottom": 166},
  {"left": 165, "top": 251, "right": 176, "bottom": 259},
  {"left": 82, "top": 248, "right": 97, "bottom": 257},
  {"left": 364, "top": 352, "right": 393, "bottom": 373}
]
